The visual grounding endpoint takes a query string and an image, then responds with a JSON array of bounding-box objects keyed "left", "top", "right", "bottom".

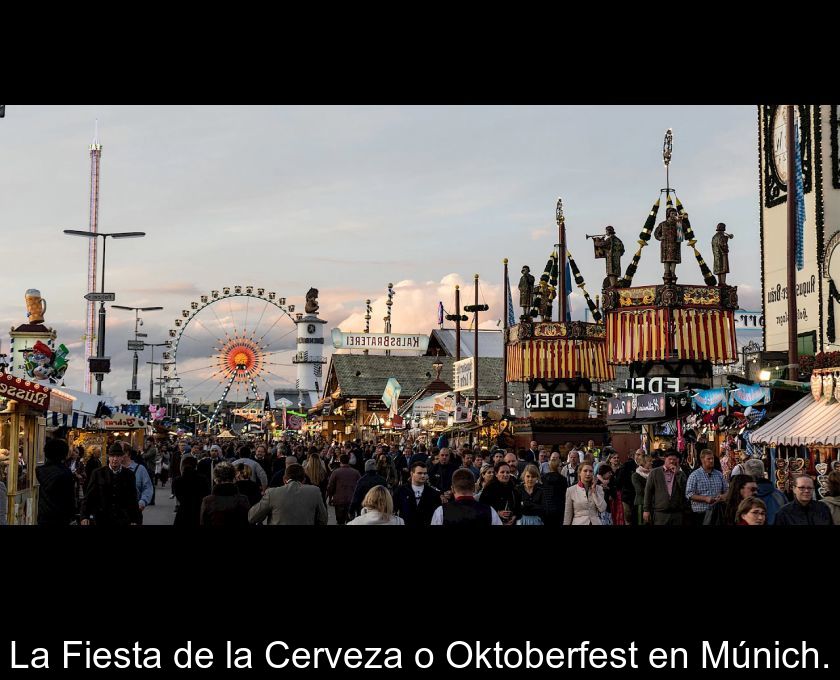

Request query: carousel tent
[{"left": 750, "top": 395, "right": 840, "bottom": 446}]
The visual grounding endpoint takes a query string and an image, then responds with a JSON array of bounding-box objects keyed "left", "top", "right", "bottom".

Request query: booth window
[{"left": 797, "top": 331, "right": 817, "bottom": 357}]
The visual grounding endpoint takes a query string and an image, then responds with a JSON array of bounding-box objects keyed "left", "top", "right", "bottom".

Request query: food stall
[
  {"left": 0, "top": 373, "right": 74, "bottom": 525},
  {"left": 749, "top": 367, "right": 840, "bottom": 497}
]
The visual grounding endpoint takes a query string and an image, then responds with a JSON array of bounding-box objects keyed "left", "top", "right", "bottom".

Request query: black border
[{"left": 762, "top": 104, "right": 813, "bottom": 208}]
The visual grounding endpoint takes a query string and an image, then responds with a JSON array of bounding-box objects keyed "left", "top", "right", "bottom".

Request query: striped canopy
[
  {"left": 606, "top": 307, "right": 737, "bottom": 365},
  {"left": 506, "top": 339, "right": 614, "bottom": 382}
]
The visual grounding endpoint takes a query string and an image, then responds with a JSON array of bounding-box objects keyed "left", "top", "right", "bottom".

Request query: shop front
[
  {"left": 749, "top": 368, "right": 840, "bottom": 498},
  {"left": 1, "top": 373, "right": 73, "bottom": 525}
]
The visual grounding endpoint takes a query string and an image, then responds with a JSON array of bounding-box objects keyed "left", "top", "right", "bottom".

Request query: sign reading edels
[
  {"left": 525, "top": 392, "right": 576, "bottom": 410},
  {"left": 624, "top": 377, "right": 681, "bottom": 394}
]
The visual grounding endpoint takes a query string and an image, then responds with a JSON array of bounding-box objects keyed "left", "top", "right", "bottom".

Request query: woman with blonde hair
[
  {"left": 347, "top": 485, "right": 404, "bottom": 525},
  {"left": 304, "top": 449, "right": 328, "bottom": 500},
  {"left": 474, "top": 464, "right": 495, "bottom": 500}
]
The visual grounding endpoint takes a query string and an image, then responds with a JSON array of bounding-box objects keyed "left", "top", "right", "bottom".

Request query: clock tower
[
  {"left": 293, "top": 301, "right": 327, "bottom": 411},
  {"left": 759, "top": 105, "right": 840, "bottom": 354}
]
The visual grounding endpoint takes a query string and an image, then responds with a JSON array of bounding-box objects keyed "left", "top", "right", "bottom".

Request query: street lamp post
[
  {"left": 112, "top": 305, "right": 163, "bottom": 402},
  {"left": 144, "top": 343, "right": 168, "bottom": 404},
  {"left": 64, "top": 230, "right": 146, "bottom": 395}
]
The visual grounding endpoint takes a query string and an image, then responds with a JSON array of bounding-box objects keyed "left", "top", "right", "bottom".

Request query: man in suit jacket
[
  {"left": 392, "top": 461, "right": 442, "bottom": 526},
  {"left": 643, "top": 450, "right": 688, "bottom": 526},
  {"left": 248, "top": 464, "right": 328, "bottom": 525},
  {"left": 80, "top": 445, "right": 142, "bottom": 526}
]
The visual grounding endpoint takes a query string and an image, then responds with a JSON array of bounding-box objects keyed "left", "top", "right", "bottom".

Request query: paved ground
[{"left": 142, "top": 481, "right": 338, "bottom": 525}]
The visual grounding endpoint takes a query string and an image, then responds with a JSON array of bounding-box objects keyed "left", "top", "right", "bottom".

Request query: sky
[{"left": 0, "top": 105, "right": 761, "bottom": 403}]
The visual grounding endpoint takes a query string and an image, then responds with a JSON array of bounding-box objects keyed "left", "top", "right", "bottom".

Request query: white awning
[{"left": 750, "top": 395, "right": 840, "bottom": 447}]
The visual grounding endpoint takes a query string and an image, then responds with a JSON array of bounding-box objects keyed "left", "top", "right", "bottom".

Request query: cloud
[
  {"left": 335, "top": 274, "right": 504, "bottom": 334},
  {"left": 530, "top": 228, "right": 550, "bottom": 241}
]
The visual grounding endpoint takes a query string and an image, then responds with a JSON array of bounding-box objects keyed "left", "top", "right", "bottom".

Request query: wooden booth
[{"left": 1, "top": 373, "right": 74, "bottom": 525}]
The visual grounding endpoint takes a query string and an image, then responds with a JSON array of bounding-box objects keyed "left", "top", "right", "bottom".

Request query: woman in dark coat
[
  {"left": 517, "top": 464, "right": 545, "bottom": 525},
  {"left": 173, "top": 456, "right": 211, "bottom": 527},
  {"left": 200, "top": 462, "right": 250, "bottom": 526},
  {"left": 704, "top": 474, "right": 757, "bottom": 526},
  {"left": 478, "top": 461, "right": 521, "bottom": 526}
]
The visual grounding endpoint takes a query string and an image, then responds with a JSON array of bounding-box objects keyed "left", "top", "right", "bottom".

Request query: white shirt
[
  {"left": 410, "top": 484, "right": 425, "bottom": 505},
  {"left": 431, "top": 500, "right": 502, "bottom": 525}
]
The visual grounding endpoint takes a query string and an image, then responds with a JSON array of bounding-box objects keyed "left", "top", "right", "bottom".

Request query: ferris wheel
[{"left": 166, "top": 286, "right": 298, "bottom": 427}]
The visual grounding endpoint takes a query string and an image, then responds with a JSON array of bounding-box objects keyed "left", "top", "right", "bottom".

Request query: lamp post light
[
  {"left": 144, "top": 342, "right": 168, "bottom": 404},
  {"left": 112, "top": 305, "right": 163, "bottom": 402},
  {"left": 64, "top": 229, "right": 146, "bottom": 395}
]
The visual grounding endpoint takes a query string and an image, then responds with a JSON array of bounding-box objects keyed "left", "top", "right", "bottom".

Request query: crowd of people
[{"left": 13, "top": 431, "right": 839, "bottom": 526}]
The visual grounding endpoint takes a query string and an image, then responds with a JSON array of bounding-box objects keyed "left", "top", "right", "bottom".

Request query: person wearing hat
[
  {"left": 80, "top": 444, "right": 142, "bottom": 526},
  {"left": 349, "top": 458, "right": 388, "bottom": 518},
  {"left": 36, "top": 438, "right": 76, "bottom": 525}
]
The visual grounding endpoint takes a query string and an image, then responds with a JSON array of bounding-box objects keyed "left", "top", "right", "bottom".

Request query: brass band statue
[
  {"left": 711, "top": 222, "right": 734, "bottom": 286},
  {"left": 604, "top": 225, "right": 624, "bottom": 287},
  {"left": 518, "top": 266, "right": 535, "bottom": 319},
  {"left": 537, "top": 279, "right": 553, "bottom": 322},
  {"left": 654, "top": 207, "right": 683, "bottom": 283}
]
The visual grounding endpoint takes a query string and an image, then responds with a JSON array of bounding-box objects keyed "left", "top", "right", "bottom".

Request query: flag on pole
[
  {"left": 794, "top": 118, "right": 806, "bottom": 272},
  {"left": 506, "top": 273, "right": 516, "bottom": 327}
]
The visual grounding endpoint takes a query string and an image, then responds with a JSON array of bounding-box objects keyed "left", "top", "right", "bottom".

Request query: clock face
[
  {"left": 772, "top": 108, "right": 788, "bottom": 183},
  {"left": 307, "top": 323, "right": 315, "bottom": 334},
  {"left": 772, "top": 106, "right": 800, "bottom": 184}
]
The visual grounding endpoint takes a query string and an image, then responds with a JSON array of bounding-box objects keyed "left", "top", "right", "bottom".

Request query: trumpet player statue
[
  {"left": 711, "top": 222, "right": 734, "bottom": 286},
  {"left": 604, "top": 225, "right": 624, "bottom": 287},
  {"left": 654, "top": 207, "right": 683, "bottom": 284}
]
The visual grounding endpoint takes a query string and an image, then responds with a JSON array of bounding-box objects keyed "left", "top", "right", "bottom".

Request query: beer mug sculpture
[{"left": 25, "top": 289, "right": 47, "bottom": 324}]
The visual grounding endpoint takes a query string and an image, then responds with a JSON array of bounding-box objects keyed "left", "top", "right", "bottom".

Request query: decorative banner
[
  {"left": 331, "top": 329, "right": 429, "bottom": 351},
  {"left": 729, "top": 383, "right": 771, "bottom": 408},
  {"left": 381, "top": 377, "right": 401, "bottom": 417},
  {"left": 811, "top": 374, "right": 823, "bottom": 401},
  {"left": 453, "top": 357, "right": 475, "bottom": 393},
  {"left": 692, "top": 387, "right": 727, "bottom": 410},
  {"left": 0, "top": 373, "right": 51, "bottom": 411},
  {"left": 835, "top": 374, "right": 840, "bottom": 404}
]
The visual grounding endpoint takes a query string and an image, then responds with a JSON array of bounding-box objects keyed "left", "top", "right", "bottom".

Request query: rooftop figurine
[{"left": 712, "top": 223, "right": 734, "bottom": 286}]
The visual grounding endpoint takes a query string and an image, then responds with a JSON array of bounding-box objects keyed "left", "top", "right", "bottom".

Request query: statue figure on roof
[
  {"left": 654, "top": 207, "right": 683, "bottom": 283},
  {"left": 711, "top": 223, "right": 734, "bottom": 286},
  {"left": 604, "top": 225, "right": 624, "bottom": 287},
  {"left": 518, "top": 266, "right": 535, "bottom": 320},
  {"left": 537, "top": 280, "right": 553, "bottom": 322},
  {"left": 305, "top": 288, "right": 319, "bottom": 315}
]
